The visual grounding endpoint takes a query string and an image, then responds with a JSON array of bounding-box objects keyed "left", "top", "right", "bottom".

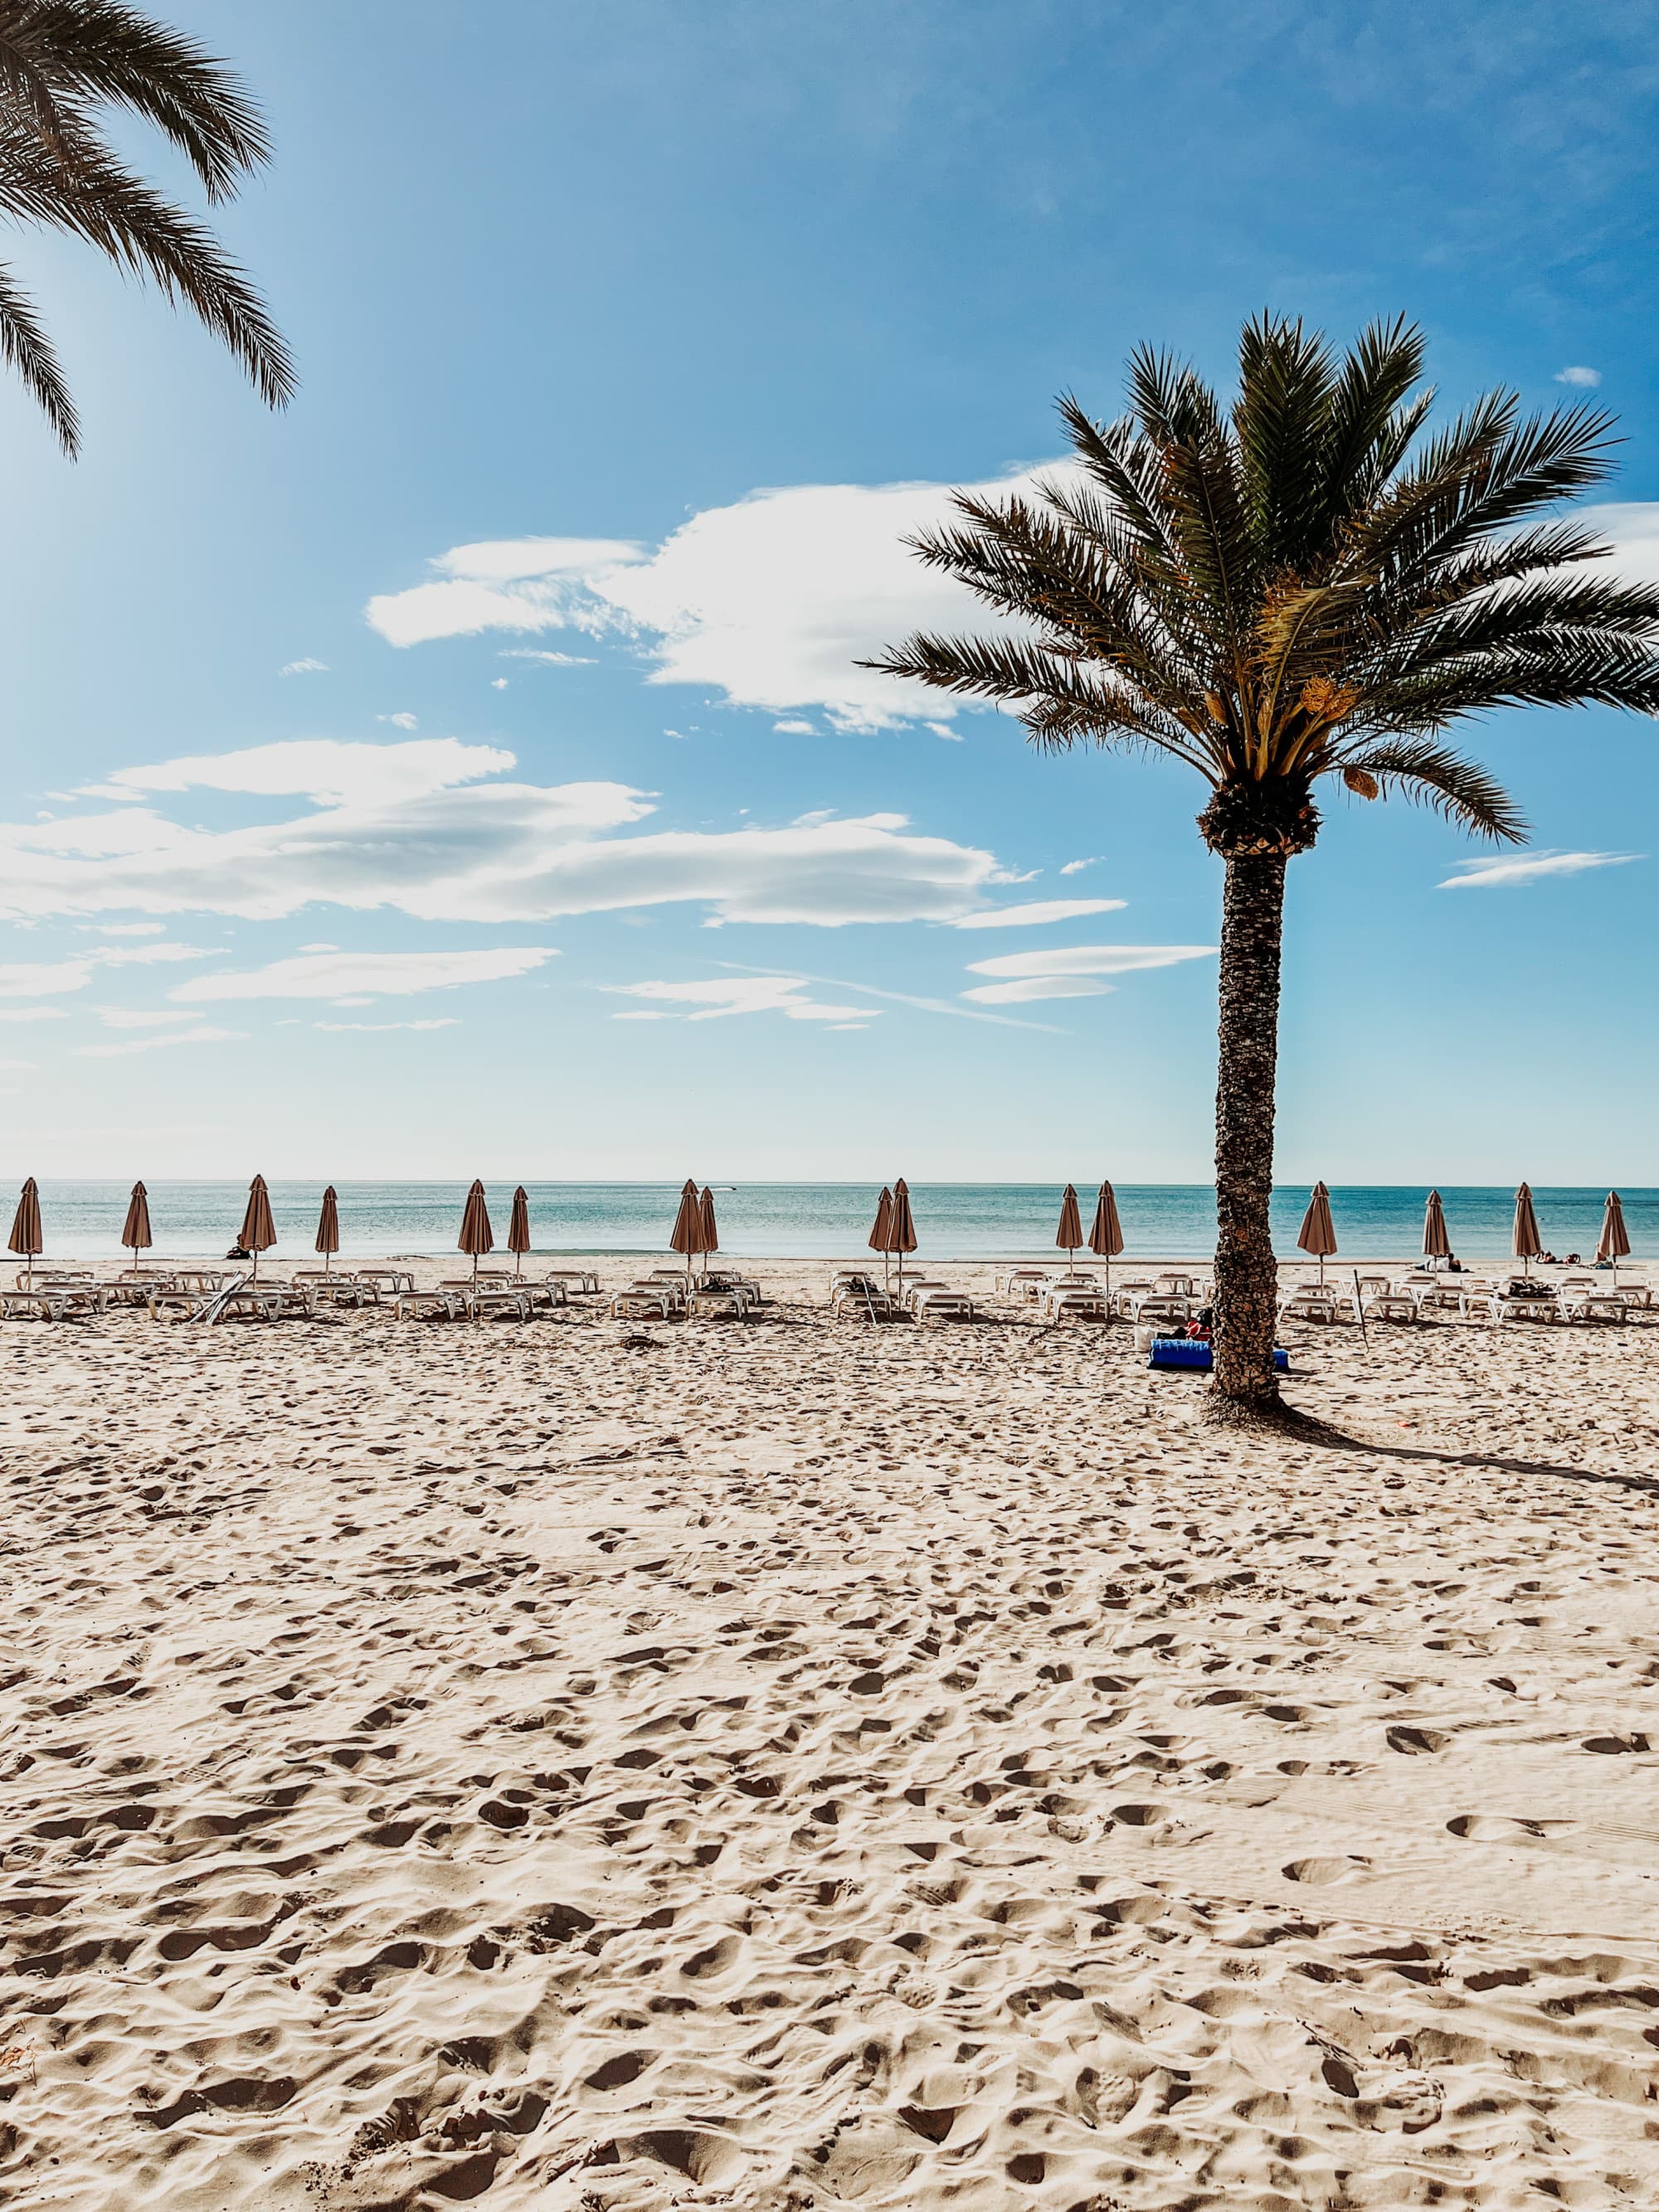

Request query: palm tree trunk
[{"left": 1211, "top": 850, "right": 1287, "bottom": 1409}]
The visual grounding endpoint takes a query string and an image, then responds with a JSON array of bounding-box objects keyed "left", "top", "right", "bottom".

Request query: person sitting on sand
[{"left": 225, "top": 1242, "right": 251, "bottom": 1261}]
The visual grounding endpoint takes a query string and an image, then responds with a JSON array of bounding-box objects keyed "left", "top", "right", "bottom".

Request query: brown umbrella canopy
[
  {"left": 1088, "top": 1180, "right": 1125, "bottom": 1260},
  {"left": 1512, "top": 1183, "right": 1543, "bottom": 1271},
  {"left": 1055, "top": 1183, "right": 1082, "bottom": 1257},
  {"left": 1598, "top": 1191, "right": 1630, "bottom": 1284},
  {"left": 883, "top": 1179, "right": 917, "bottom": 1253},
  {"left": 1297, "top": 1181, "right": 1337, "bottom": 1282},
  {"left": 868, "top": 1186, "right": 893, "bottom": 1251},
  {"left": 698, "top": 1186, "right": 718, "bottom": 1260},
  {"left": 8, "top": 1177, "right": 41, "bottom": 1285},
  {"left": 507, "top": 1186, "right": 532, "bottom": 1276},
  {"left": 239, "top": 1174, "right": 276, "bottom": 1278},
  {"left": 315, "top": 1185, "right": 340, "bottom": 1270},
  {"left": 459, "top": 1179, "right": 494, "bottom": 1252},
  {"left": 669, "top": 1179, "right": 701, "bottom": 1261},
  {"left": 1422, "top": 1189, "right": 1451, "bottom": 1261},
  {"left": 120, "top": 1179, "right": 153, "bottom": 1256}
]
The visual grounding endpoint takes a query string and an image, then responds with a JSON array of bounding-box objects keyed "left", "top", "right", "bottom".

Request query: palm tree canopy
[
  {"left": 866, "top": 314, "right": 1659, "bottom": 856},
  {"left": 0, "top": 0, "right": 294, "bottom": 453}
]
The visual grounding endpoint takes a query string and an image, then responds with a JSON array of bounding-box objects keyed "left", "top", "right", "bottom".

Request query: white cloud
[
  {"left": 0, "top": 1057, "right": 37, "bottom": 1069},
  {"left": 611, "top": 1009, "right": 669, "bottom": 1020},
  {"left": 604, "top": 976, "right": 884, "bottom": 1024},
  {"left": 0, "top": 958, "right": 98, "bottom": 997},
  {"left": 95, "top": 1009, "right": 200, "bottom": 1028},
  {"left": 0, "top": 743, "right": 1004, "bottom": 928},
  {"left": 961, "top": 975, "right": 1116, "bottom": 1005},
  {"left": 173, "top": 947, "right": 557, "bottom": 1004},
  {"left": 280, "top": 657, "right": 328, "bottom": 675},
  {"left": 963, "top": 943, "right": 1218, "bottom": 980},
  {"left": 366, "top": 468, "right": 1060, "bottom": 732},
  {"left": 73, "top": 1024, "right": 246, "bottom": 1058},
  {"left": 378, "top": 712, "right": 418, "bottom": 730},
  {"left": 1059, "top": 856, "right": 1101, "bottom": 875},
  {"left": 500, "top": 648, "right": 596, "bottom": 668},
  {"left": 1438, "top": 848, "right": 1642, "bottom": 890},
  {"left": 95, "top": 942, "right": 215, "bottom": 966},
  {"left": 773, "top": 719, "right": 815, "bottom": 735},
  {"left": 0, "top": 1007, "right": 66, "bottom": 1022},
  {"left": 490, "top": 678, "right": 508, "bottom": 689},
  {"left": 88, "top": 921, "right": 166, "bottom": 936},
  {"left": 95, "top": 736, "right": 511, "bottom": 808},
  {"left": 1555, "top": 366, "right": 1602, "bottom": 388},
  {"left": 314, "top": 1017, "right": 460, "bottom": 1032},
  {"left": 950, "top": 897, "right": 1126, "bottom": 930}
]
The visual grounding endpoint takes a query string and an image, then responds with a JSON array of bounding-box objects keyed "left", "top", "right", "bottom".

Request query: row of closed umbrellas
[
  {"left": 1296, "top": 1181, "right": 1632, "bottom": 1280},
  {"left": 4, "top": 1174, "right": 1636, "bottom": 1286},
  {"left": 3, "top": 1175, "right": 547, "bottom": 1285}
]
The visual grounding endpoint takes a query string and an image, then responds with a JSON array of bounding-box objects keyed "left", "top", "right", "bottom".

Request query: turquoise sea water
[{"left": 12, "top": 1181, "right": 1656, "bottom": 1262}]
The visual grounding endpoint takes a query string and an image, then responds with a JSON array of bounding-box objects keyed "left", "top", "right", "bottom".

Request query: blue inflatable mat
[{"left": 1147, "top": 1338, "right": 1289, "bottom": 1373}]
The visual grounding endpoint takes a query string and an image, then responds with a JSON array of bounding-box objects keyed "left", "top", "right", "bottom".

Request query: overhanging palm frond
[
  {"left": 0, "top": 1, "right": 289, "bottom": 451},
  {"left": 1335, "top": 735, "right": 1529, "bottom": 842},
  {"left": 0, "top": 0, "right": 271, "bottom": 199},
  {"left": 0, "top": 252, "right": 72, "bottom": 447}
]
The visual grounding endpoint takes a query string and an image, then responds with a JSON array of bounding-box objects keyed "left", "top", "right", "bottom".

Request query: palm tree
[
  {"left": 867, "top": 315, "right": 1659, "bottom": 1422},
  {"left": 0, "top": 0, "right": 294, "bottom": 454}
]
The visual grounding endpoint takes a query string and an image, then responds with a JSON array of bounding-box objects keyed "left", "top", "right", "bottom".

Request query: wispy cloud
[
  {"left": 73, "top": 1024, "right": 246, "bottom": 1059},
  {"left": 500, "top": 648, "right": 595, "bottom": 668},
  {"left": 314, "top": 1017, "right": 460, "bottom": 1032},
  {"left": 713, "top": 961, "right": 1063, "bottom": 1033},
  {"left": 1554, "top": 365, "right": 1602, "bottom": 387},
  {"left": 280, "top": 657, "right": 328, "bottom": 675},
  {"left": 95, "top": 1009, "right": 201, "bottom": 1029},
  {"left": 950, "top": 897, "right": 1126, "bottom": 930},
  {"left": 1438, "top": 849, "right": 1642, "bottom": 890},
  {"left": 378, "top": 712, "right": 418, "bottom": 730},
  {"left": 172, "top": 947, "right": 558, "bottom": 1004},
  {"left": 1059, "top": 856, "right": 1101, "bottom": 875},
  {"left": 604, "top": 976, "right": 881, "bottom": 1023},
  {"left": 961, "top": 941, "right": 1216, "bottom": 1004}
]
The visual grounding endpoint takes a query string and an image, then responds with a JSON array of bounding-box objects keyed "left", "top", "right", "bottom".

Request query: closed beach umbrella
[
  {"left": 1088, "top": 1179, "right": 1125, "bottom": 1300},
  {"left": 888, "top": 1177, "right": 917, "bottom": 1295},
  {"left": 669, "top": 1177, "right": 701, "bottom": 1286},
  {"left": 1297, "top": 1180, "right": 1338, "bottom": 1285},
  {"left": 1422, "top": 1188, "right": 1451, "bottom": 1262},
  {"left": 868, "top": 1184, "right": 894, "bottom": 1290},
  {"left": 315, "top": 1185, "right": 340, "bottom": 1273},
  {"left": 121, "top": 1179, "right": 153, "bottom": 1265},
  {"left": 8, "top": 1176, "right": 41, "bottom": 1287},
  {"left": 1512, "top": 1182, "right": 1543, "bottom": 1277},
  {"left": 698, "top": 1186, "right": 719, "bottom": 1268},
  {"left": 1598, "top": 1190, "right": 1630, "bottom": 1287},
  {"left": 239, "top": 1174, "right": 276, "bottom": 1281},
  {"left": 1055, "top": 1183, "right": 1082, "bottom": 1266},
  {"left": 508, "top": 1185, "right": 531, "bottom": 1277},
  {"left": 458, "top": 1179, "right": 494, "bottom": 1286}
]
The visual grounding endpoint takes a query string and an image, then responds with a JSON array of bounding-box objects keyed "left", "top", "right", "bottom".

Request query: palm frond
[
  {"left": 1331, "top": 736, "right": 1526, "bottom": 842},
  {"left": 0, "top": 0, "right": 270, "bottom": 199},
  {"left": 0, "top": 253, "right": 74, "bottom": 449},
  {"left": 0, "top": 117, "right": 294, "bottom": 406}
]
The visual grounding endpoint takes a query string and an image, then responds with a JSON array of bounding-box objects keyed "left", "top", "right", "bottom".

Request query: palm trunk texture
[{"left": 1211, "top": 851, "right": 1287, "bottom": 1408}]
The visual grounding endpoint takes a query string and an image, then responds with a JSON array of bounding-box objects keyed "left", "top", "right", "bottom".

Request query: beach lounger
[
  {"left": 1361, "top": 1291, "right": 1418, "bottom": 1323},
  {"left": 611, "top": 1289, "right": 674, "bottom": 1320},
  {"left": 469, "top": 1285, "right": 533, "bottom": 1321},
  {"left": 912, "top": 1285, "right": 975, "bottom": 1321},
  {"left": 1132, "top": 1293, "right": 1192, "bottom": 1330},
  {"left": 832, "top": 1282, "right": 902, "bottom": 1321},
  {"left": 358, "top": 1267, "right": 415, "bottom": 1300},
  {"left": 2, "top": 1287, "right": 71, "bottom": 1320},
  {"left": 545, "top": 1268, "right": 600, "bottom": 1296},
  {"left": 1559, "top": 1289, "right": 1625, "bottom": 1325},
  {"left": 689, "top": 1286, "right": 752, "bottom": 1319},
  {"left": 998, "top": 1266, "right": 1051, "bottom": 1297},
  {"left": 394, "top": 1288, "right": 466, "bottom": 1321},
  {"left": 1277, "top": 1287, "right": 1340, "bottom": 1324},
  {"left": 1042, "top": 1285, "right": 1110, "bottom": 1322}
]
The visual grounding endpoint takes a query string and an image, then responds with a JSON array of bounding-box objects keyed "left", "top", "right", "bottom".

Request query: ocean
[{"left": 12, "top": 1181, "right": 1656, "bottom": 1263}]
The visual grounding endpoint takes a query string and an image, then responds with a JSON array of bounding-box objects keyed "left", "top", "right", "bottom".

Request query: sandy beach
[{"left": 3, "top": 1266, "right": 1658, "bottom": 2210}]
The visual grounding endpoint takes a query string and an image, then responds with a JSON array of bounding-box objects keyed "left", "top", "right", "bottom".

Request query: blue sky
[{"left": 0, "top": 0, "right": 1655, "bottom": 1182}]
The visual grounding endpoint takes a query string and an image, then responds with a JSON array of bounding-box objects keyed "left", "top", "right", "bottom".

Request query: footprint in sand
[{"left": 1282, "top": 1855, "right": 1372, "bottom": 1884}]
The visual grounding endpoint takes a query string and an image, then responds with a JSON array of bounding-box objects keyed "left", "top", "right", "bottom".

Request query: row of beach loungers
[
  {"left": 0, "top": 1262, "right": 606, "bottom": 1324},
  {"left": 1, "top": 1258, "right": 1648, "bottom": 1327}
]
